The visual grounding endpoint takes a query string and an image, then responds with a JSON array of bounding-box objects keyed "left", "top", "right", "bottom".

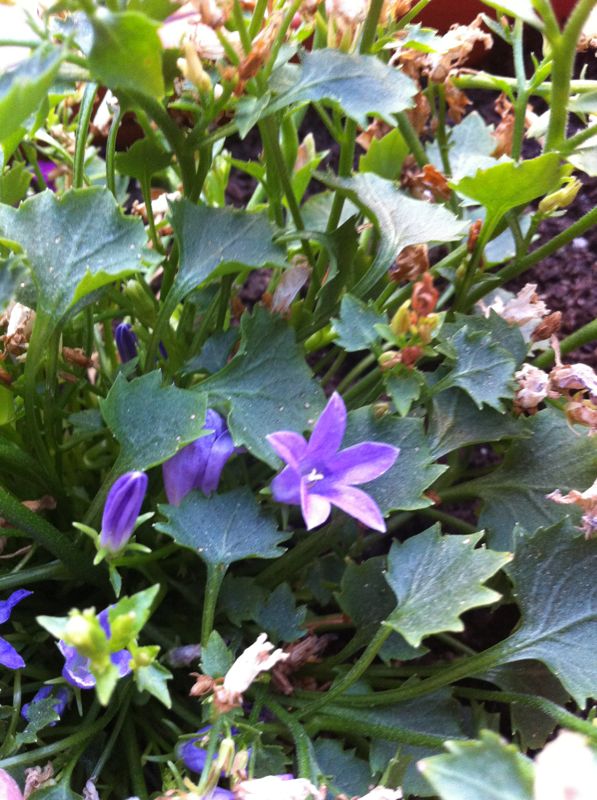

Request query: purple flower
[
  {"left": 22, "top": 685, "right": 70, "bottom": 725},
  {"left": 101, "top": 471, "right": 148, "bottom": 552},
  {"left": 58, "top": 609, "right": 132, "bottom": 690},
  {"left": 267, "top": 392, "right": 399, "bottom": 532},
  {"left": 0, "top": 590, "right": 32, "bottom": 670},
  {"left": 178, "top": 726, "right": 213, "bottom": 773},
  {"left": 115, "top": 323, "right": 138, "bottom": 363},
  {"left": 163, "top": 409, "right": 235, "bottom": 505}
]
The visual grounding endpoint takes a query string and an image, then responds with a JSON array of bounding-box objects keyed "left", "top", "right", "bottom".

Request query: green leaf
[
  {"left": 469, "top": 408, "right": 597, "bottom": 549},
  {"left": 135, "top": 661, "right": 172, "bottom": 707},
  {"left": 201, "top": 630, "right": 233, "bottom": 677},
  {"left": 567, "top": 138, "right": 597, "bottom": 176},
  {"left": 0, "top": 45, "right": 62, "bottom": 145},
  {"left": 0, "top": 163, "right": 32, "bottom": 205},
  {"left": 268, "top": 49, "right": 416, "bottom": 127},
  {"left": 386, "top": 369, "right": 423, "bottom": 417},
  {"left": 321, "top": 172, "right": 466, "bottom": 296},
  {"left": 27, "top": 781, "right": 82, "bottom": 800},
  {"left": 385, "top": 525, "right": 511, "bottom": 647},
  {"left": 15, "top": 697, "right": 59, "bottom": 745},
  {"left": 332, "top": 294, "right": 384, "bottom": 352},
  {"left": 419, "top": 730, "right": 534, "bottom": 800},
  {"left": 359, "top": 128, "right": 409, "bottom": 180},
  {"left": 114, "top": 138, "right": 171, "bottom": 180},
  {"left": 254, "top": 583, "right": 307, "bottom": 643},
  {"left": 169, "top": 201, "right": 286, "bottom": 303},
  {"left": 100, "top": 371, "right": 208, "bottom": 472},
  {"left": 155, "top": 488, "right": 289, "bottom": 569},
  {"left": 441, "top": 312, "right": 528, "bottom": 369},
  {"left": 452, "top": 155, "right": 564, "bottom": 227},
  {"left": 219, "top": 576, "right": 268, "bottom": 627},
  {"left": 95, "top": 662, "right": 120, "bottom": 706},
  {"left": 498, "top": 520, "right": 597, "bottom": 707},
  {"left": 428, "top": 112, "right": 497, "bottom": 181},
  {"left": 435, "top": 324, "right": 517, "bottom": 410},
  {"left": 108, "top": 585, "right": 160, "bottom": 650},
  {"left": 0, "top": 189, "right": 146, "bottom": 323},
  {"left": 89, "top": 9, "right": 165, "bottom": 98},
  {"left": 313, "top": 739, "right": 372, "bottom": 796},
  {"left": 344, "top": 410, "right": 446, "bottom": 512},
  {"left": 202, "top": 307, "right": 325, "bottom": 468},
  {"left": 480, "top": 0, "right": 544, "bottom": 29},
  {"left": 429, "top": 388, "right": 527, "bottom": 459}
]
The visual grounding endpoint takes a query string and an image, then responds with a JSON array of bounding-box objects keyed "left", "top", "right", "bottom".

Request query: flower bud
[
  {"left": 123, "top": 280, "right": 156, "bottom": 325},
  {"left": 538, "top": 178, "right": 582, "bottom": 214},
  {"left": 64, "top": 612, "right": 106, "bottom": 658},
  {"left": 0, "top": 769, "right": 23, "bottom": 800},
  {"left": 100, "top": 471, "right": 148, "bottom": 553},
  {"left": 177, "top": 41, "right": 212, "bottom": 93},
  {"left": 390, "top": 302, "right": 412, "bottom": 336},
  {"left": 215, "top": 736, "right": 236, "bottom": 775},
  {"left": 115, "top": 323, "right": 138, "bottom": 363},
  {"left": 378, "top": 351, "right": 402, "bottom": 371}
]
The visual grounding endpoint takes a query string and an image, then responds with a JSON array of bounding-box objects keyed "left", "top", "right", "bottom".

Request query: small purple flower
[
  {"left": 58, "top": 609, "right": 132, "bottom": 690},
  {"left": 0, "top": 590, "right": 32, "bottom": 670},
  {"left": 267, "top": 392, "right": 399, "bottom": 532},
  {"left": 179, "top": 726, "right": 213, "bottom": 773},
  {"left": 163, "top": 409, "right": 235, "bottom": 505},
  {"left": 115, "top": 323, "right": 138, "bottom": 363},
  {"left": 22, "top": 685, "right": 70, "bottom": 725},
  {"left": 101, "top": 471, "right": 148, "bottom": 553}
]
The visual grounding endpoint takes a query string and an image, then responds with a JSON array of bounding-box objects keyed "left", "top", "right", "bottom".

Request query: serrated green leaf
[
  {"left": 15, "top": 697, "right": 59, "bottom": 745},
  {"left": 268, "top": 49, "right": 416, "bottom": 127},
  {"left": 385, "top": 525, "right": 511, "bottom": 647},
  {"left": 419, "top": 730, "right": 534, "bottom": 800},
  {"left": 452, "top": 155, "right": 564, "bottom": 226},
  {"left": 435, "top": 325, "right": 516, "bottom": 410},
  {"left": 0, "top": 45, "right": 62, "bottom": 145},
  {"left": 156, "top": 488, "right": 289, "bottom": 569},
  {"left": 469, "top": 408, "right": 597, "bottom": 549},
  {"left": 386, "top": 369, "right": 422, "bottom": 417},
  {"left": 359, "top": 128, "right": 408, "bottom": 180},
  {"left": 343, "top": 410, "right": 446, "bottom": 512},
  {"left": 428, "top": 112, "right": 497, "bottom": 181},
  {"left": 169, "top": 201, "right": 286, "bottom": 304},
  {"left": 202, "top": 307, "right": 325, "bottom": 468},
  {"left": 254, "top": 583, "right": 307, "bottom": 642},
  {"left": 135, "top": 661, "right": 172, "bottom": 707},
  {"left": 320, "top": 172, "right": 466, "bottom": 296},
  {"left": 314, "top": 739, "right": 372, "bottom": 796},
  {"left": 332, "top": 294, "right": 384, "bottom": 352},
  {"left": 100, "top": 371, "right": 208, "bottom": 472},
  {"left": 114, "top": 138, "right": 171, "bottom": 180},
  {"left": 497, "top": 520, "right": 597, "bottom": 707},
  {"left": 89, "top": 9, "right": 165, "bottom": 98},
  {"left": 429, "top": 388, "right": 527, "bottom": 459},
  {"left": 442, "top": 312, "right": 528, "bottom": 368},
  {"left": 219, "top": 576, "right": 268, "bottom": 627},
  {"left": 201, "top": 630, "right": 233, "bottom": 677},
  {"left": 0, "top": 189, "right": 146, "bottom": 324}
]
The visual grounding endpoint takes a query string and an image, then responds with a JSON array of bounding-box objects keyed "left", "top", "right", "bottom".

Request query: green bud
[
  {"left": 538, "top": 178, "right": 582, "bottom": 214},
  {"left": 123, "top": 279, "right": 157, "bottom": 326},
  {"left": 64, "top": 610, "right": 108, "bottom": 659}
]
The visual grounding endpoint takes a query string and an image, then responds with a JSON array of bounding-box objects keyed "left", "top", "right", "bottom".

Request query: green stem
[
  {"left": 419, "top": 508, "right": 477, "bottom": 535},
  {"left": 90, "top": 691, "right": 131, "bottom": 779},
  {"left": 562, "top": 122, "right": 597, "bottom": 153},
  {"left": 311, "top": 711, "right": 448, "bottom": 748},
  {"left": 336, "top": 353, "right": 376, "bottom": 394},
  {"left": 73, "top": 82, "right": 98, "bottom": 189},
  {"left": 201, "top": 562, "right": 226, "bottom": 647},
  {"left": 0, "top": 561, "right": 66, "bottom": 591},
  {"left": 396, "top": 112, "right": 428, "bottom": 168},
  {"left": 359, "top": 0, "right": 385, "bottom": 53},
  {"left": 454, "top": 688, "right": 597, "bottom": 742},
  {"left": 534, "top": 318, "right": 597, "bottom": 369},
  {"left": 297, "top": 625, "right": 392, "bottom": 719},
  {"left": 257, "top": 526, "right": 339, "bottom": 589},
  {"left": 123, "top": 715, "right": 148, "bottom": 800},
  {"left": 454, "top": 74, "right": 597, "bottom": 98},
  {"left": 511, "top": 19, "right": 528, "bottom": 162},
  {"left": 265, "top": 699, "right": 315, "bottom": 780},
  {"left": 0, "top": 671, "right": 21, "bottom": 758}
]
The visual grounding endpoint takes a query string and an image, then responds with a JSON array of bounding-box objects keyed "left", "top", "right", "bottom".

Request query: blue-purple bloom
[
  {"left": 22, "top": 685, "right": 71, "bottom": 725},
  {"left": 267, "top": 392, "right": 399, "bottom": 532},
  {"left": 178, "top": 726, "right": 213, "bottom": 773},
  {"left": 58, "top": 609, "right": 132, "bottom": 690},
  {"left": 115, "top": 323, "right": 138, "bottom": 363},
  {"left": 0, "top": 590, "right": 32, "bottom": 669},
  {"left": 163, "top": 409, "right": 235, "bottom": 505},
  {"left": 101, "top": 471, "right": 148, "bottom": 552}
]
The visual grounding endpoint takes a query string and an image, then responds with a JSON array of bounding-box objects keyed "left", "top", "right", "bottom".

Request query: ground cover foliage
[{"left": 0, "top": 0, "right": 596, "bottom": 798}]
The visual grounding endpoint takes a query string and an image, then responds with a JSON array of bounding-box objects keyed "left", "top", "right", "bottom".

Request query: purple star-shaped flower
[
  {"left": 0, "top": 590, "right": 32, "bottom": 670},
  {"left": 58, "top": 609, "right": 132, "bottom": 690},
  {"left": 267, "top": 392, "right": 399, "bottom": 532}
]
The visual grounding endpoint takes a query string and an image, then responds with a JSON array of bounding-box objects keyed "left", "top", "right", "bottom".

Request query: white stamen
[{"left": 306, "top": 468, "right": 324, "bottom": 483}]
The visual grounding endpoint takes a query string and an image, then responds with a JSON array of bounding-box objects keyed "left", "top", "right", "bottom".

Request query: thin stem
[
  {"left": 123, "top": 715, "right": 148, "bottom": 800},
  {"left": 201, "top": 562, "right": 226, "bottom": 647},
  {"left": 0, "top": 561, "right": 66, "bottom": 591},
  {"left": 453, "top": 74, "right": 597, "bottom": 98},
  {"left": 511, "top": 19, "right": 528, "bottom": 162},
  {"left": 359, "top": 0, "right": 385, "bottom": 54},
  {"left": 419, "top": 508, "right": 477, "bottom": 535},
  {"left": 336, "top": 353, "right": 376, "bottom": 394},
  {"left": 534, "top": 318, "right": 597, "bottom": 369},
  {"left": 73, "top": 82, "right": 98, "bottom": 189},
  {"left": 0, "top": 671, "right": 21, "bottom": 758},
  {"left": 257, "top": 525, "right": 340, "bottom": 589},
  {"left": 265, "top": 699, "right": 315, "bottom": 780},
  {"left": 311, "top": 712, "right": 448, "bottom": 748},
  {"left": 562, "top": 122, "right": 597, "bottom": 153},
  {"left": 396, "top": 112, "right": 428, "bottom": 167}
]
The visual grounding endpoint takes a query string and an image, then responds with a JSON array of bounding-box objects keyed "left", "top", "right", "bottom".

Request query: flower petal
[
  {"left": 332, "top": 442, "right": 399, "bottom": 485},
  {"left": 321, "top": 483, "right": 386, "bottom": 532},
  {"left": 0, "top": 589, "right": 32, "bottom": 624},
  {"left": 266, "top": 431, "right": 308, "bottom": 468},
  {"left": 111, "top": 649, "right": 133, "bottom": 678},
  {"left": 201, "top": 431, "right": 235, "bottom": 494},
  {"left": 307, "top": 392, "right": 346, "bottom": 462},
  {"left": 58, "top": 641, "right": 95, "bottom": 689},
  {"left": 271, "top": 466, "right": 302, "bottom": 505},
  {"left": 0, "top": 636, "right": 25, "bottom": 669},
  {"left": 163, "top": 436, "right": 212, "bottom": 505},
  {"left": 300, "top": 481, "right": 332, "bottom": 530}
]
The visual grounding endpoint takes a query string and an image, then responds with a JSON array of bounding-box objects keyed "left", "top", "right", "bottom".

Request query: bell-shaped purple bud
[
  {"left": 162, "top": 409, "right": 235, "bottom": 506},
  {"left": 115, "top": 323, "right": 138, "bottom": 363},
  {"left": 100, "top": 471, "right": 148, "bottom": 552}
]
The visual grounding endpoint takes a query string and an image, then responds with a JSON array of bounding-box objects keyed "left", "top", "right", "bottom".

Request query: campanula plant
[{"left": 0, "top": 0, "right": 596, "bottom": 797}]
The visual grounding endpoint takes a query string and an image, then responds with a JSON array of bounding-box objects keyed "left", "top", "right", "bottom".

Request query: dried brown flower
[
  {"left": 271, "top": 633, "right": 332, "bottom": 695},
  {"left": 390, "top": 244, "right": 429, "bottom": 283},
  {"left": 412, "top": 272, "right": 439, "bottom": 316}
]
